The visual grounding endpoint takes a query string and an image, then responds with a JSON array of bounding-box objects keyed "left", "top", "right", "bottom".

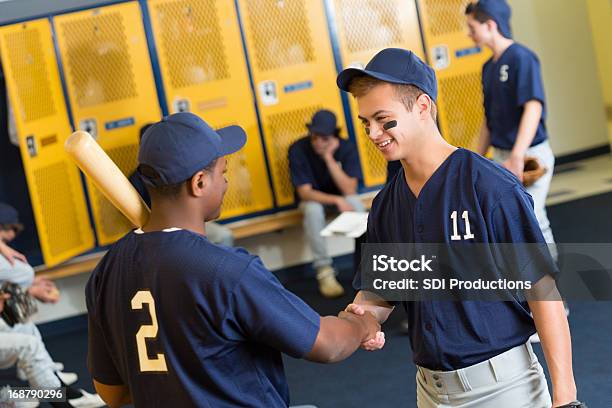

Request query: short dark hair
[
  {"left": 139, "top": 164, "right": 185, "bottom": 198},
  {"left": 0, "top": 223, "right": 23, "bottom": 234},
  {"left": 465, "top": 3, "right": 493, "bottom": 23},
  {"left": 348, "top": 75, "right": 438, "bottom": 121},
  {"left": 139, "top": 158, "right": 218, "bottom": 198}
]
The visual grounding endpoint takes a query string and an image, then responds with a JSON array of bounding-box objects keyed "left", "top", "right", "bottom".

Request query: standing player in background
[
  {"left": 288, "top": 110, "right": 364, "bottom": 298},
  {"left": 86, "top": 113, "right": 381, "bottom": 408},
  {"left": 466, "top": 0, "right": 557, "bottom": 262},
  {"left": 128, "top": 124, "right": 235, "bottom": 247},
  {"left": 337, "top": 48, "right": 581, "bottom": 407}
]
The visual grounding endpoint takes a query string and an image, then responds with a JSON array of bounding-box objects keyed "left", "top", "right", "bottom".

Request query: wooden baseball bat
[{"left": 65, "top": 131, "right": 150, "bottom": 228}]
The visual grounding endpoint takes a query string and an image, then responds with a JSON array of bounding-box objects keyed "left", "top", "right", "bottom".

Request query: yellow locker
[
  {"left": 417, "top": 0, "right": 491, "bottom": 150},
  {"left": 0, "top": 19, "right": 95, "bottom": 266},
  {"left": 236, "top": 0, "right": 347, "bottom": 207},
  {"left": 330, "top": 0, "right": 425, "bottom": 186},
  {"left": 54, "top": 2, "right": 162, "bottom": 245},
  {"left": 147, "top": 0, "right": 273, "bottom": 219}
]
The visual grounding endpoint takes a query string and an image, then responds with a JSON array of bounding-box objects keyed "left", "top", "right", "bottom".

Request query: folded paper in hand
[{"left": 320, "top": 211, "right": 369, "bottom": 238}]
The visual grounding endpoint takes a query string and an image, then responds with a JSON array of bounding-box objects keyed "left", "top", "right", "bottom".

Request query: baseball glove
[
  {"left": 0, "top": 281, "right": 37, "bottom": 327},
  {"left": 523, "top": 156, "right": 547, "bottom": 187}
]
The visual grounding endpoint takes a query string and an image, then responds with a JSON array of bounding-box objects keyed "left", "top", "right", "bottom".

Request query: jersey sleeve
[
  {"left": 85, "top": 266, "right": 124, "bottom": 385},
  {"left": 515, "top": 52, "right": 545, "bottom": 107},
  {"left": 229, "top": 257, "right": 320, "bottom": 358},
  {"left": 488, "top": 186, "right": 558, "bottom": 283},
  {"left": 288, "top": 144, "right": 315, "bottom": 188},
  {"left": 352, "top": 231, "right": 368, "bottom": 291}
]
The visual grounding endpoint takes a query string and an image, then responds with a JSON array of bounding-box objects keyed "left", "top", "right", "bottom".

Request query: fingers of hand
[
  {"left": 345, "top": 303, "right": 365, "bottom": 315},
  {"left": 361, "top": 331, "right": 385, "bottom": 351}
]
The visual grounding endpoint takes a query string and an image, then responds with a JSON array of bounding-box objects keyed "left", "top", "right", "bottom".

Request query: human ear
[
  {"left": 190, "top": 171, "right": 208, "bottom": 197},
  {"left": 415, "top": 94, "right": 432, "bottom": 120}
]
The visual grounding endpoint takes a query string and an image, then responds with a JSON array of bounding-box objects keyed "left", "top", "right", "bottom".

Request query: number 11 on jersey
[{"left": 450, "top": 210, "right": 475, "bottom": 241}]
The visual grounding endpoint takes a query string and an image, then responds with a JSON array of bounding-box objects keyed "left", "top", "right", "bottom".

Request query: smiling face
[{"left": 352, "top": 79, "right": 436, "bottom": 162}]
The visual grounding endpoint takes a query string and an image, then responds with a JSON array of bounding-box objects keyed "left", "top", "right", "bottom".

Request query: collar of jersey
[{"left": 134, "top": 227, "right": 182, "bottom": 234}]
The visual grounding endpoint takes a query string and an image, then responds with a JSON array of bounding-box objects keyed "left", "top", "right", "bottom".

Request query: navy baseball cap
[
  {"left": 471, "top": 0, "right": 512, "bottom": 39},
  {"left": 337, "top": 48, "right": 438, "bottom": 102},
  {"left": 307, "top": 110, "right": 339, "bottom": 136},
  {"left": 0, "top": 203, "right": 23, "bottom": 232},
  {"left": 138, "top": 112, "right": 246, "bottom": 186}
]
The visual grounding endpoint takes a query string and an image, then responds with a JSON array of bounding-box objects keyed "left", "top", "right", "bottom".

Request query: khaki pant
[
  {"left": 492, "top": 140, "right": 557, "bottom": 260},
  {"left": 416, "top": 342, "right": 551, "bottom": 407},
  {"left": 301, "top": 195, "right": 365, "bottom": 269}
]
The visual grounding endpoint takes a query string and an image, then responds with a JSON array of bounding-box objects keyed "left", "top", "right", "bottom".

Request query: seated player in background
[
  {"left": 288, "top": 110, "right": 364, "bottom": 298},
  {"left": 86, "top": 113, "right": 382, "bottom": 408},
  {"left": 129, "top": 123, "right": 234, "bottom": 247},
  {"left": 0, "top": 203, "right": 105, "bottom": 408}
]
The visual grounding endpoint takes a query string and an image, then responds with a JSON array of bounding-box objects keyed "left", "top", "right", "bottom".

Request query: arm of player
[
  {"left": 93, "top": 380, "right": 132, "bottom": 408},
  {"left": 322, "top": 137, "right": 359, "bottom": 196},
  {"left": 345, "top": 290, "right": 394, "bottom": 351},
  {"left": 0, "top": 240, "right": 27, "bottom": 266},
  {"left": 528, "top": 300, "right": 577, "bottom": 407},
  {"left": 324, "top": 157, "right": 358, "bottom": 196},
  {"left": 304, "top": 311, "right": 380, "bottom": 363},
  {"left": 476, "top": 122, "right": 491, "bottom": 156},
  {"left": 348, "top": 290, "right": 395, "bottom": 324},
  {"left": 504, "top": 100, "right": 543, "bottom": 180}
]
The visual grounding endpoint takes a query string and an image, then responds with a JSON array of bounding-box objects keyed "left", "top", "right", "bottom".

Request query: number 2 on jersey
[
  {"left": 450, "top": 210, "right": 475, "bottom": 241},
  {"left": 131, "top": 291, "right": 168, "bottom": 372}
]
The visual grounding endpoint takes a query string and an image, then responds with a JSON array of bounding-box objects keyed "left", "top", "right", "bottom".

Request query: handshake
[{"left": 339, "top": 303, "right": 386, "bottom": 352}]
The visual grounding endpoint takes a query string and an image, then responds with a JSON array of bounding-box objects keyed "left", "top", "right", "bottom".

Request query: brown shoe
[{"left": 316, "top": 266, "right": 344, "bottom": 298}]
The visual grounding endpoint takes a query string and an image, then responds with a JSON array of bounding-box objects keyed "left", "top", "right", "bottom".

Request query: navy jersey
[
  {"left": 288, "top": 136, "right": 362, "bottom": 196},
  {"left": 482, "top": 43, "right": 547, "bottom": 150},
  {"left": 358, "top": 149, "right": 556, "bottom": 371},
  {"left": 86, "top": 229, "right": 319, "bottom": 407},
  {"left": 386, "top": 161, "right": 402, "bottom": 181}
]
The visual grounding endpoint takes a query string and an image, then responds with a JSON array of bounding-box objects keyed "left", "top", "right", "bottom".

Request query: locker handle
[{"left": 40, "top": 135, "right": 58, "bottom": 147}]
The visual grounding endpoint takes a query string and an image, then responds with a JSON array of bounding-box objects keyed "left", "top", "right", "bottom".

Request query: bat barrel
[{"left": 65, "top": 131, "right": 150, "bottom": 228}]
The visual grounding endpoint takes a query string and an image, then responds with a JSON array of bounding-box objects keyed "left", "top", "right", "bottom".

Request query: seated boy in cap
[
  {"left": 128, "top": 124, "right": 234, "bottom": 247},
  {"left": 86, "top": 113, "right": 381, "bottom": 408},
  {"left": 288, "top": 109, "right": 364, "bottom": 298},
  {"left": 336, "top": 48, "right": 578, "bottom": 407}
]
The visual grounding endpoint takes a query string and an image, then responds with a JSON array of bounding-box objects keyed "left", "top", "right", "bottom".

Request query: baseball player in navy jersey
[
  {"left": 465, "top": 0, "right": 558, "bottom": 263},
  {"left": 336, "top": 48, "right": 582, "bottom": 407},
  {"left": 85, "top": 113, "right": 381, "bottom": 408}
]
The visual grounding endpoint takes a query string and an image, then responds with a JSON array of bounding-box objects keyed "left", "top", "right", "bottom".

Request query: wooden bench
[{"left": 35, "top": 192, "right": 378, "bottom": 280}]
